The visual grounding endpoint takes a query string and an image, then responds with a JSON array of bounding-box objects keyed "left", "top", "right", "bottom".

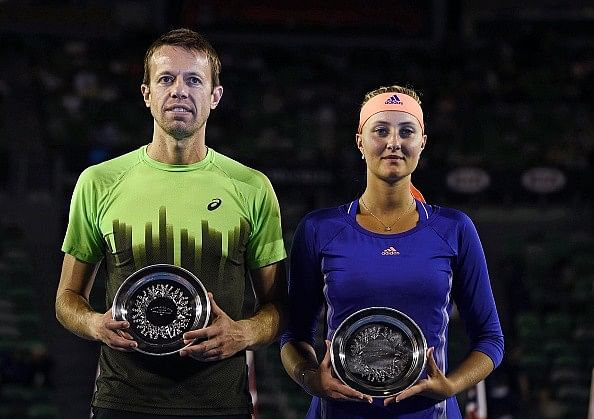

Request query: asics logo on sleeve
[
  {"left": 381, "top": 246, "right": 400, "bottom": 256},
  {"left": 207, "top": 198, "right": 222, "bottom": 211}
]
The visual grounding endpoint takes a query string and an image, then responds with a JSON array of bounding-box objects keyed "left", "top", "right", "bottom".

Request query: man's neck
[{"left": 147, "top": 135, "right": 208, "bottom": 165}]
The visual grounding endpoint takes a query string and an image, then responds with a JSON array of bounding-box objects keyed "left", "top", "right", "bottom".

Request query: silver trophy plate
[
  {"left": 331, "top": 307, "right": 427, "bottom": 397},
  {"left": 112, "top": 264, "right": 210, "bottom": 356}
]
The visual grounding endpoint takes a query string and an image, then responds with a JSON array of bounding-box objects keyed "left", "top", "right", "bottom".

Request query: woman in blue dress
[{"left": 280, "top": 85, "right": 504, "bottom": 418}]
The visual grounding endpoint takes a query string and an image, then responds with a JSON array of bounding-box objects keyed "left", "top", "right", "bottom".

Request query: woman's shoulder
[
  {"left": 294, "top": 204, "right": 353, "bottom": 250},
  {"left": 300, "top": 204, "right": 349, "bottom": 226},
  {"left": 426, "top": 204, "right": 475, "bottom": 229}
]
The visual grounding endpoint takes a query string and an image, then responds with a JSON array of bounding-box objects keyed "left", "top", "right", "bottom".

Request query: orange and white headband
[{"left": 358, "top": 93, "right": 424, "bottom": 134}]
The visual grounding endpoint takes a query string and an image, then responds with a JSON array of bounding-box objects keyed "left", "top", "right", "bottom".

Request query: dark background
[{"left": 0, "top": 1, "right": 593, "bottom": 418}]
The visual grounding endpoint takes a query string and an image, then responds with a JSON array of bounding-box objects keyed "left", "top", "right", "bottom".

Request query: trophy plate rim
[
  {"left": 112, "top": 264, "right": 210, "bottom": 356},
  {"left": 330, "top": 306, "right": 427, "bottom": 398}
]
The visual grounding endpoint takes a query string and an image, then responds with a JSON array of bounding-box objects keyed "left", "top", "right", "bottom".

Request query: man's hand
[
  {"left": 91, "top": 309, "right": 137, "bottom": 351},
  {"left": 179, "top": 293, "right": 250, "bottom": 362}
]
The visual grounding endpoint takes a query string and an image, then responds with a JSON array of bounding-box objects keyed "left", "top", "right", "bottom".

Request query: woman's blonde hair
[{"left": 361, "top": 85, "right": 422, "bottom": 109}]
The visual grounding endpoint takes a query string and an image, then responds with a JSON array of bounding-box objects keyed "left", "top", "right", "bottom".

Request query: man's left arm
[
  {"left": 243, "top": 260, "right": 288, "bottom": 348},
  {"left": 180, "top": 260, "right": 287, "bottom": 361}
]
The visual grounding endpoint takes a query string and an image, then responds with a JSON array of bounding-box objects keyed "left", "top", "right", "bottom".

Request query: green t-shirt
[{"left": 62, "top": 145, "right": 286, "bottom": 415}]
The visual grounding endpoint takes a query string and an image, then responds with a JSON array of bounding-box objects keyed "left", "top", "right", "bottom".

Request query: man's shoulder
[
  {"left": 78, "top": 147, "right": 143, "bottom": 185},
  {"left": 211, "top": 149, "right": 271, "bottom": 188}
]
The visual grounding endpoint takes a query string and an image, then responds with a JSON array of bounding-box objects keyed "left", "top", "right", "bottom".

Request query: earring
[{"left": 361, "top": 153, "right": 365, "bottom": 160}]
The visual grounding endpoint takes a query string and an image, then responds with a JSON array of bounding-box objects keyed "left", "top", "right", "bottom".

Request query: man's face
[{"left": 141, "top": 45, "right": 223, "bottom": 141}]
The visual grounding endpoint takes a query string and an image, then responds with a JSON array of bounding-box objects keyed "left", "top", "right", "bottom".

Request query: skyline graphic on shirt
[{"left": 107, "top": 206, "right": 250, "bottom": 279}]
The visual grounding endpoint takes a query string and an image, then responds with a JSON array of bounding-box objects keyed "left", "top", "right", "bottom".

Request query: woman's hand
[
  {"left": 384, "top": 347, "right": 454, "bottom": 406},
  {"left": 303, "top": 340, "right": 373, "bottom": 403}
]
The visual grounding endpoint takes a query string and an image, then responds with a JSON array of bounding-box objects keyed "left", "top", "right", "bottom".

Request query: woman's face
[{"left": 356, "top": 110, "right": 426, "bottom": 183}]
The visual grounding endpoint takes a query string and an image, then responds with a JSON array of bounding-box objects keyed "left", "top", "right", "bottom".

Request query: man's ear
[
  {"left": 210, "top": 85, "right": 224, "bottom": 109},
  {"left": 141, "top": 84, "right": 150, "bottom": 108}
]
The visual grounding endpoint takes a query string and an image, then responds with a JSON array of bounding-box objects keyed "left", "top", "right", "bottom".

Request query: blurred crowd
[{"left": 0, "top": 223, "right": 56, "bottom": 418}]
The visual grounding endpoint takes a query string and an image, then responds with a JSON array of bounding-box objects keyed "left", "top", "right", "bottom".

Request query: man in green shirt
[{"left": 56, "top": 28, "right": 287, "bottom": 419}]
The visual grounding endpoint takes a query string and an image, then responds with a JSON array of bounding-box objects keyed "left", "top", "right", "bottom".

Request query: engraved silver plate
[
  {"left": 331, "top": 307, "right": 427, "bottom": 397},
  {"left": 112, "top": 264, "right": 210, "bottom": 356}
]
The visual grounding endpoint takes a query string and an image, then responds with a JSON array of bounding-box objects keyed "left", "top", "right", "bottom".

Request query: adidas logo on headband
[
  {"left": 384, "top": 94, "right": 403, "bottom": 105},
  {"left": 359, "top": 91, "right": 424, "bottom": 133}
]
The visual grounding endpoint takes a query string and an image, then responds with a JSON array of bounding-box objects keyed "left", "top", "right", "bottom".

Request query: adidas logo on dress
[
  {"left": 381, "top": 246, "right": 400, "bottom": 256},
  {"left": 384, "top": 94, "right": 403, "bottom": 105}
]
